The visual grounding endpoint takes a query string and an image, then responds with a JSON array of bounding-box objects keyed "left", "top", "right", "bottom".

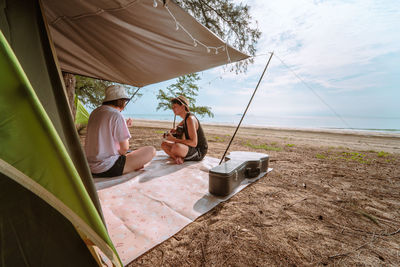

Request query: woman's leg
[
  {"left": 123, "top": 146, "right": 156, "bottom": 174},
  {"left": 170, "top": 143, "right": 188, "bottom": 164},
  {"left": 161, "top": 141, "right": 174, "bottom": 158}
]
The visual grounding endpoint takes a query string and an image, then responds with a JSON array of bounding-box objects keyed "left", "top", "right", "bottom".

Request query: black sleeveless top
[{"left": 183, "top": 113, "right": 208, "bottom": 152}]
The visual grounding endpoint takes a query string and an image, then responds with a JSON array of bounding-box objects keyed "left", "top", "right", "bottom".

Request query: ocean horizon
[{"left": 123, "top": 113, "right": 400, "bottom": 133}]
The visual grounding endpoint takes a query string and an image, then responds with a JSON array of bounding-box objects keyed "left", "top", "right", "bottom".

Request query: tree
[
  {"left": 174, "top": 0, "right": 261, "bottom": 73},
  {"left": 74, "top": 75, "right": 142, "bottom": 110},
  {"left": 156, "top": 1, "right": 260, "bottom": 119},
  {"left": 157, "top": 73, "right": 214, "bottom": 118}
]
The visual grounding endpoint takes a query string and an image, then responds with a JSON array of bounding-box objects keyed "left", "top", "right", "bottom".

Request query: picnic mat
[{"left": 95, "top": 151, "right": 272, "bottom": 265}]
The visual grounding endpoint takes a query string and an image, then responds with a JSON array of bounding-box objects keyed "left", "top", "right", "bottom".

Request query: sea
[{"left": 124, "top": 113, "right": 400, "bottom": 133}]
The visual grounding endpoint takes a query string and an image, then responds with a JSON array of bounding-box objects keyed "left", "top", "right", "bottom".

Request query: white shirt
[{"left": 85, "top": 105, "right": 131, "bottom": 173}]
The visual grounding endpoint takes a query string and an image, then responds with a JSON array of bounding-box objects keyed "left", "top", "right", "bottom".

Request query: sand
[{"left": 80, "top": 119, "right": 400, "bottom": 266}]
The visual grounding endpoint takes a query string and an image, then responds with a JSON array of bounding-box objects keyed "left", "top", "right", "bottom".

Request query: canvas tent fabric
[
  {"left": 42, "top": 0, "right": 249, "bottom": 87},
  {"left": 0, "top": 0, "right": 249, "bottom": 265}
]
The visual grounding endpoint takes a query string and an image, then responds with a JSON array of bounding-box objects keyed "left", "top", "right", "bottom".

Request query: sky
[{"left": 125, "top": 0, "right": 400, "bottom": 125}]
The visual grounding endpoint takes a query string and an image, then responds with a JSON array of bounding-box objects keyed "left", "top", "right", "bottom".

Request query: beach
[{"left": 81, "top": 119, "right": 400, "bottom": 266}]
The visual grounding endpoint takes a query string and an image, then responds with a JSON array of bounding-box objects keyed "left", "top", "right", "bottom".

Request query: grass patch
[
  {"left": 337, "top": 152, "right": 370, "bottom": 164},
  {"left": 316, "top": 154, "right": 326, "bottom": 159},
  {"left": 377, "top": 151, "right": 390, "bottom": 158},
  {"left": 244, "top": 142, "right": 282, "bottom": 151},
  {"left": 286, "top": 144, "right": 295, "bottom": 147},
  {"left": 155, "top": 130, "right": 165, "bottom": 134},
  {"left": 214, "top": 136, "right": 225, "bottom": 142},
  {"left": 208, "top": 136, "right": 225, "bottom": 142}
]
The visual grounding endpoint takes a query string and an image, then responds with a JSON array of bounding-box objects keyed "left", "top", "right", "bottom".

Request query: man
[
  {"left": 161, "top": 96, "right": 208, "bottom": 164},
  {"left": 85, "top": 85, "right": 156, "bottom": 177}
]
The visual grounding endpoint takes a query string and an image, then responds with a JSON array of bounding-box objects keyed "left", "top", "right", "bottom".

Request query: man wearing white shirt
[{"left": 85, "top": 85, "right": 155, "bottom": 177}]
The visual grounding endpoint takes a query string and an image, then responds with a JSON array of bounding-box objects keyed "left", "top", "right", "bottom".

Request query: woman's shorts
[
  {"left": 92, "top": 155, "right": 126, "bottom": 178},
  {"left": 184, "top": 147, "right": 207, "bottom": 162}
]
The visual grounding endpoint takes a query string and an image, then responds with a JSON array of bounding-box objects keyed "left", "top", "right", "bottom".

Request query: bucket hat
[{"left": 103, "top": 85, "right": 130, "bottom": 102}]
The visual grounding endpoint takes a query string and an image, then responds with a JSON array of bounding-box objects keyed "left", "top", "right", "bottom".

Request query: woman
[{"left": 161, "top": 96, "right": 208, "bottom": 164}]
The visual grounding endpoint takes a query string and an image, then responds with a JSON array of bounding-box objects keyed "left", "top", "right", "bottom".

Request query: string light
[
  {"left": 225, "top": 44, "right": 231, "bottom": 63},
  {"left": 155, "top": 0, "right": 233, "bottom": 62}
]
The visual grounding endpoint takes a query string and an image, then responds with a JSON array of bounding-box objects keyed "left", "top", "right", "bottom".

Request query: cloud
[
  {"left": 250, "top": 0, "right": 400, "bottom": 91},
  {"left": 136, "top": 0, "right": 400, "bottom": 121}
]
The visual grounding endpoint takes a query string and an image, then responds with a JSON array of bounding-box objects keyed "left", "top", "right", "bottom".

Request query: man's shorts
[
  {"left": 184, "top": 147, "right": 207, "bottom": 162},
  {"left": 92, "top": 155, "right": 126, "bottom": 178}
]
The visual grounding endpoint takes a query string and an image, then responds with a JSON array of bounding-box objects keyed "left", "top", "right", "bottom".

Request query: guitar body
[{"left": 209, "top": 151, "right": 269, "bottom": 197}]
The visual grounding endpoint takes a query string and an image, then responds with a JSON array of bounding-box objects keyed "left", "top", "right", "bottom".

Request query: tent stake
[{"left": 219, "top": 52, "right": 274, "bottom": 165}]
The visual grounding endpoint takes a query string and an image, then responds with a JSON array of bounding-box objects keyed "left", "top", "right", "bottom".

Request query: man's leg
[{"left": 123, "top": 146, "right": 156, "bottom": 174}]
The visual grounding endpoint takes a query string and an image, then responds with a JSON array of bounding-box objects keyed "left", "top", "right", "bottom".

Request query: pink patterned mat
[{"left": 95, "top": 151, "right": 271, "bottom": 265}]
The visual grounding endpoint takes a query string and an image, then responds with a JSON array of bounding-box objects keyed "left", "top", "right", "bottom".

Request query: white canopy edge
[{"left": 42, "top": 0, "right": 250, "bottom": 87}]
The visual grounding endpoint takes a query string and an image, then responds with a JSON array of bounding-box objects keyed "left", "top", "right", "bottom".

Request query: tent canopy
[{"left": 43, "top": 0, "right": 249, "bottom": 87}]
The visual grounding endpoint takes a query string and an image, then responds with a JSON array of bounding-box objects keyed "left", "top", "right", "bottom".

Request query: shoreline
[
  {"left": 129, "top": 118, "right": 400, "bottom": 154},
  {"left": 131, "top": 118, "right": 400, "bottom": 138}
]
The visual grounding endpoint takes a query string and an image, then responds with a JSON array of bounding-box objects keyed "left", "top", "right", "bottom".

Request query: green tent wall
[{"left": 0, "top": 0, "right": 120, "bottom": 265}]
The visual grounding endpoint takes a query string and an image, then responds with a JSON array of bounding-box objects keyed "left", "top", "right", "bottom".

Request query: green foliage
[
  {"left": 316, "top": 154, "right": 326, "bottom": 159},
  {"left": 286, "top": 144, "right": 295, "bottom": 147},
  {"left": 175, "top": 0, "right": 261, "bottom": 73},
  {"left": 156, "top": 73, "right": 214, "bottom": 118},
  {"left": 75, "top": 75, "right": 142, "bottom": 110}
]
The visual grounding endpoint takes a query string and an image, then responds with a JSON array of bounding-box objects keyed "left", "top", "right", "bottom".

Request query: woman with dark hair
[
  {"left": 161, "top": 95, "right": 208, "bottom": 164},
  {"left": 85, "top": 85, "right": 156, "bottom": 177}
]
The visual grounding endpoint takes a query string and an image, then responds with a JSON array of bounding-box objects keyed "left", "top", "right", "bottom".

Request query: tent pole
[{"left": 219, "top": 52, "right": 274, "bottom": 165}]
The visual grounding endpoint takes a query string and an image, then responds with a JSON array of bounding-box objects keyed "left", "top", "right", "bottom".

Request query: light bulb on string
[
  {"left": 206, "top": 47, "right": 210, "bottom": 53},
  {"left": 215, "top": 49, "right": 219, "bottom": 54},
  {"left": 193, "top": 40, "right": 198, "bottom": 47},
  {"left": 153, "top": 0, "right": 158, "bottom": 8},
  {"left": 175, "top": 24, "right": 179, "bottom": 31}
]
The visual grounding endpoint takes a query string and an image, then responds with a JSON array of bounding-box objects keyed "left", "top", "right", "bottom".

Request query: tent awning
[{"left": 42, "top": 0, "right": 250, "bottom": 87}]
